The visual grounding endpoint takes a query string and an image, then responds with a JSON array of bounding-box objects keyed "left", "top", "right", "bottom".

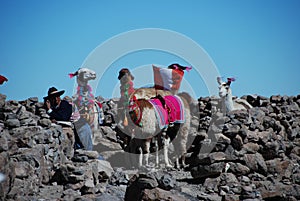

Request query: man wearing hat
[{"left": 44, "top": 87, "right": 72, "bottom": 122}]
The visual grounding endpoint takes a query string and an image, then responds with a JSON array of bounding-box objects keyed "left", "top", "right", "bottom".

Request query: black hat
[
  {"left": 43, "top": 87, "right": 65, "bottom": 100},
  {"left": 118, "top": 68, "right": 134, "bottom": 80}
]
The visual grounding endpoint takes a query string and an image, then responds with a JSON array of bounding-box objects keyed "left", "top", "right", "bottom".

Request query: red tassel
[
  {"left": 69, "top": 70, "right": 79, "bottom": 78},
  {"left": 68, "top": 73, "right": 74, "bottom": 78}
]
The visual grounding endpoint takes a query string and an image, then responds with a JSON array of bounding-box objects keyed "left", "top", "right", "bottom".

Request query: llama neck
[
  {"left": 77, "top": 79, "right": 88, "bottom": 88},
  {"left": 222, "top": 90, "right": 234, "bottom": 113},
  {"left": 76, "top": 84, "right": 94, "bottom": 101}
]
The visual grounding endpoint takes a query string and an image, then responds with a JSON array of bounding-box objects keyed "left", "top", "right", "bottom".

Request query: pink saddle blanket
[{"left": 148, "top": 95, "right": 185, "bottom": 129}]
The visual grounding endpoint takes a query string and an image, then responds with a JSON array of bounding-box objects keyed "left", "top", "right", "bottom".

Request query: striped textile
[
  {"left": 153, "top": 65, "right": 184, "bottom": 91},
  {"left": 148, "top": 95, "right": 185, "bottom": 129}
]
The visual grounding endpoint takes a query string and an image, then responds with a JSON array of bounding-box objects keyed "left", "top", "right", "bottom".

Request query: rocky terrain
[{"left": 0, "top": 93, "right": 300, "bottom": 201}]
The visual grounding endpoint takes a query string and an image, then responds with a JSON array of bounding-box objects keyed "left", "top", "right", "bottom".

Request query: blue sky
[{"left": 1, "top": 0, "right": 300, "bottom": 101}]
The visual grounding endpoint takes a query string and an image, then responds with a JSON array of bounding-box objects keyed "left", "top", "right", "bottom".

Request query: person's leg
[{"left": 77, "top": 123, "right": 93, "bottom": 151}]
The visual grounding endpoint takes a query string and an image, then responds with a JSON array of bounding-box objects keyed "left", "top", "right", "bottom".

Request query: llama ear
[{"left": 217, "top": 77, "right": 222, "bottom": 85}]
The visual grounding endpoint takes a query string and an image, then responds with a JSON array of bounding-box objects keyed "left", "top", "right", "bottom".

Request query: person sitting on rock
[
  {"left": 44, "top": 87, "right": 74, "bottom": 158},
  {"left": 44, "top": 87, "right": 72, "bottom": 122},
  {"left": 44, "top": 87, "right": 95, "bottom": 152}
]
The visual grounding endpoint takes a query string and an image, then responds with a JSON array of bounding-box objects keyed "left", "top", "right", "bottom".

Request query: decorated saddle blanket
[{"left": 148, "top": 95, "right": 185, "bottom": 129}]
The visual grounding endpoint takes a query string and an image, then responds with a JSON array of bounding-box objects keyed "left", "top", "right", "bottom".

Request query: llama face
[
  {"left": 120, "top": 73, "right": 131, "bottom": 85},
  {"left": 217, "top": 77, "right": 231, "bottom": 98},
  {"left": 77, "top": 68, "right": 96, "bottom": 82},
  {"left": 218, "top": 83, "right": 230, "bottom": 97}
]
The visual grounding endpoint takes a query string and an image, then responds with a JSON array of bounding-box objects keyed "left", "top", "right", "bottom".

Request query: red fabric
[
  {"left": 171, "top": 69, "right": 184, "bottom": 90},
  {"left": 153, "top": 65, "right": 184, "bottom": 91},
  {"left": 148, "top": 95, "right": 184, "bottom": 129},
  {"left": 0, "top": 75, "right": 8, "bottom": 85},
  {"left": 153, "top": 66, "right": 164, "bottom": 90}
]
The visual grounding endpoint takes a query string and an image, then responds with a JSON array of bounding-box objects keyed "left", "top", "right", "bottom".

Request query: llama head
[
  {"left": 217, "top": 77, "right": 235, "bottom": 98},
  {"left": 69, "top": 68, "right": 96, "bottom": 86},
  {"left": 118, "top": 68, "right": 134, "bottom": 85}
]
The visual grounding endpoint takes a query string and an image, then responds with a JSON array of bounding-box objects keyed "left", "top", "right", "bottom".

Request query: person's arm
[{"left": 48, "top": 101, "right": 72, "bottom": 121}]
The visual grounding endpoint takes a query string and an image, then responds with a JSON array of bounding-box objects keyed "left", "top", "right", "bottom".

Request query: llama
[
  {"left": 126, "top": 92, "right": 192, "bottom": 169},
  {"left": 217, "top": 77, "right": 252, "bottom": 114},
  {"left": 118, "top": 68, "right": 171, "bottom": 127},
  {"left": 117, "top": 67, "right": 191, "bottom": 168},
  {"left": 69, "top": 68, "right": 104, "bottom": 132}
]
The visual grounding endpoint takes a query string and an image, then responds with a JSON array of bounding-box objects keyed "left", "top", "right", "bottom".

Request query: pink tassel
[
  {"left": 227, "top": 77, "right": 236, "bottom": 82},
  {"left": 173, "top": 64, "right": 192, "bottom": 72},
  {"left": 69, "top": 70, "right": 78, "bottom": 79},
  {"left": 69, "top": 73, "right": 75, "bottom": 79},
  {"left": 173, "top": 64, "right": 179, "bottom": 70},
  {"left": 185, "top": 66, "right": 192, "bottom": 72}
]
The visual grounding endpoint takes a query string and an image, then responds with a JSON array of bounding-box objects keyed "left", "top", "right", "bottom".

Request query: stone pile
[
  {"left": 187, "top": 94, "right": 300, "bottom": 200},
  {"left": 0, "top": 94, "right": 116, "bottom": 201},
  {"left": 0, "top": 93, "right": 300, "bottom": 201}
]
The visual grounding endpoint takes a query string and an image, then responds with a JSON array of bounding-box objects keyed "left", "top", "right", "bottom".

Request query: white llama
[
  {"left": 217, "top": 77, "right": 252, "bottom": 114},
  {"left": 69, "top": 68, "right": 104, "bottom": 132}
]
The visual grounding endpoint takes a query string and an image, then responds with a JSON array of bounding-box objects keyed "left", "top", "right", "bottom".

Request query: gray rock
[
  {"left": 231, "top": 134, "right": 243, "bottom": 150},
  {"left": 196, "top": 152, "right": 227, "bottom": 165},
  {"left": 223, "top": 124, "right": 240, "bottom": 138},
  {"left": 216, "top": 133, "right": 231, "bottom": 145},
  {"left": 245, "top": 130, "right": 259, "bottom": 142},
  {"left": 95, "top": 159, "right": 114, "bottom": 178},
  {"left": 243, "top": 153, "right": 267, "bottom": 175},
  {"left": 242, "top": 142, "right": 260, "bottom": 154},
  {"left": 197, "top": 192, "right": 222, "bottom": 201},
  {"left": 270, "top": 95, "right": 283, "bottom": 103},
  {"left": 124, "top": 173, "right": 159, "bottom": 201},
  {"left": 109, "top": 168, "right": 129, "bottom": 186},
  {"left": 14, "top": 161, "right": 34, "bottom": 179},
  {"left": 0, "top": 94, "right": 6, "bottom": 108},
  {"left": 5, "top": 118, "right": 20, "bottom": 128},
  {"left": 96, "top": 193, "right": 123, "bottom": 201},
  {"left": 249, "top": 107, "right": 266, "bottom": 122},
  {"left": 191, "top": 162, "right": 225, "bottom": 178},
  {"left": 72, "top": 155, "right": 89, "bottom": 163},
  {"left": 141, "top": 188, "right": 190, "bottom": 201},
  {"left": 75, "top": 149, "right": 99, "bottom": 159},
  {"left": 38, "top": 118, "right": 51, "bottom": 127},
  {"left": 158, "top": 173, "right": 175, "bottom": 190},
  {"left": 227, "top": 162, "right": 250, "bottom": 176},
  {"left": 260, "top": 141, "right": 281, "bottom": 160}
]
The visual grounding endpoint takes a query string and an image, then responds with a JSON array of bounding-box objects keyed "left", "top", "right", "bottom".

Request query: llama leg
[
  {"left": 138, "top": 146, "right": 143, "bottom": 168},
  {"left": 175, "top": 154, "right": 186, "bottom": 169},
  {"left": 144, "top": 140, "right": 150, "bottom": 167},
  {"left": 163, "top": 135, "right": 172, "bottom": 168},
  {"left": 181, "top": 154, "right": 186, "bottom": 167},
  {"left": 175, "top": 122, "right": 189, "bottom": 169},
  {"left": 175, "top": 157, "right": 180, "bottom": 169},
  {"left": 154, "top": 138, "right": 159, "bottom": 168}
]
